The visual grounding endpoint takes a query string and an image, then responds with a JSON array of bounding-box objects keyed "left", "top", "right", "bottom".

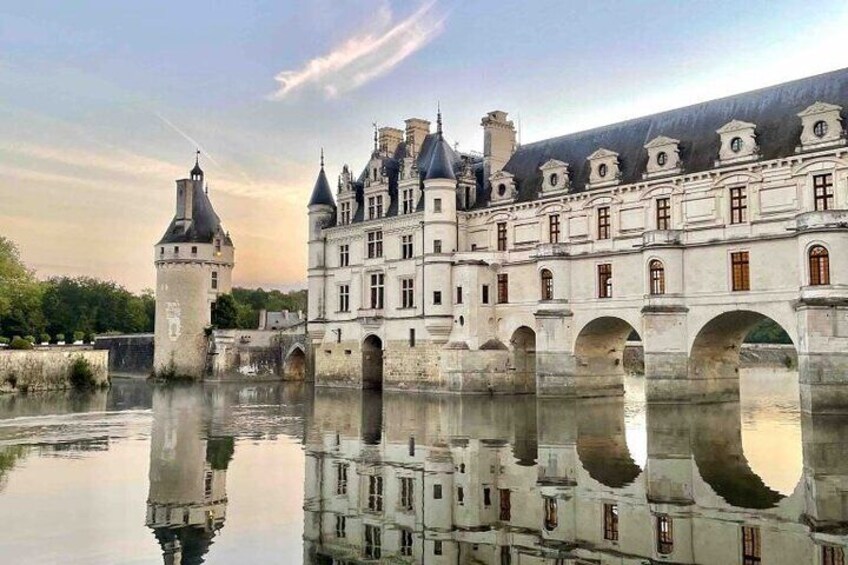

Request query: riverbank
[{"left": 0, "top": 348, "right": 109, "bottom": 393}]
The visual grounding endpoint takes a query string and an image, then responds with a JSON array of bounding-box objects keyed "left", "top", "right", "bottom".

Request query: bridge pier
[
  {"left": 642, "top": 306, "right": 689, "bottom": 403},
  {"left": 797, "top": 302, "right": 848, "bottom": 413}
]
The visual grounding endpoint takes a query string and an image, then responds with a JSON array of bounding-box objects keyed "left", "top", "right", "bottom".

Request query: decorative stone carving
[
  {"left": 643, "top": 136, "right": 682, "bottom": 178},
  {"left": 797, "top": 101, "right": 844, "bottom": 151},
  {"left": 587, "top": 148, "right": 621, "bottom": 187},
  {"left": 489, "top": 170, "right": 516, "bottom": 204},
  {"left": 539, "top": 159, "right": 570, "bottom": 193},
  {"left": 716, "top": 120, "right": 758, "bottom": 164}
]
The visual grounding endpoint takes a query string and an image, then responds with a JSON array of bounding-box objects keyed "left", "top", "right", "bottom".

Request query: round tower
[
  {"left": 306, "top": 150, "right": 336, "bottom": 328},
  {"left": 154, "top": 155, "right": 235, "bottom": 378}
]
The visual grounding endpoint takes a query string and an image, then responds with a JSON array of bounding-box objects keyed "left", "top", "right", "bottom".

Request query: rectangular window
[
  {"left": 483, "top": 487, "right": 491, "bottom": 506},
  {"left": 598, "top": 264, "right": 612, "bottom": 299},
  {"left": 367, "top": 230, "right": 383, "bottom": 258},
  {"left": 409, "top": 328, "right": 416, "bottom": 347},
  {"left": 174, "top": 246, "right": 179, "bottom": 254},
  {"left": 335, "top": 463, "right": 348, "bottom": 495},
  {"left": 656, "top": 197, "right": 671, "bottom": 230},
  {"left": 400, "top": 529, "right": 413, "bottom": 557},
  {"left": 364, "top": 524, "right": 381, "bottom": 560},
  {"left": 603, "top": 503, "right": 619, "bottom": 541},
  {"left": 497, "top": 274, "right": 509, "bottom": 303},
  {"left": 401, "top": 278, "right": 414, "bottom": 309},
  {"left": 211, "top": 271, "right": 218, "bottom": 290},
  {"left": 191, "top": 245, "right": 197, "bottom": 255},
  {"left": 339, "top": 244, "right": 349, "bottom": 267},
  {"left": 160, "top": 246, "right": 164, "bottom": 255},
  {"left": 370, "top": 273, "right": 385, "bottom": 309},
  {"left": 598, "top": 206, "right": 611, "bottom": 239},
  {"left": 400, "top": 477, "right": 414, "bottom": 511},
  {"left": 434, "top": 540, "right": 443, "bottom": 556},
  {"left": 335, "top": 515, "right": 346, "bottom": 538},
  {"left": 497, "top": 222, "right": 507, "bottom": 251},
  {"left": 482, "top": 284, "right": 490, "bottom": 304},
  {"left": 204, "top": 471, "right": 213, "bottom": 498},
  {"left": 368, "top": 196, "right": 376, "bottom": 220},
  {"left": 823, "top": 544, "right": 845, "bottom": 565},
  {"left": 549, "top": 214, "right": 561, "bottom": 243},
  {"left": 340, "top": 201, "right": 351, "bottom": 225},
  {"left": 730, "top": 187, "right": 747, "bottom": 224},
  {"left": 814, "top": 173, "right": 835, "bottom": 211},
  {"left": 433, "top": 484, "right": 442, "bottom": 499},
  {"left": 456, "top": 286, "right": 463, "bottom": 304},
  {"left": 741, "top": 525, "right": 761, "bottom": 565},
  {"left": 376, "top": 195, "right": 383, "bottom": 218},
  {"left": 401, "top": 234, "right": 413, "bottom": 259},
  {"left": 544, "top": 497, "right": 558, "bottom": 531},
  {"left": 402, "top": 188, "right": 414, "bottom": 214},
  {"left": 214, "top": 239, "right": 221, "bottom": 253},
  {"left": 338, "top": 285, "right": 350, "bottom": 312},
  {"left": 434, "top": 198, "right": 442, "bottom": 213},
  {"left": 656, "top": 514, "right": 673, "bottom": 555},
  {"left": 367, "top": 475, "right": 383, "bottom": 512},
  {"left": 433, "top": 239, "right": 442, "bottom": 254},
  {"left": 731, "top": 251, "right": 750, "bottom": 291},
  {"left": 457, "top": 486, "right": 464, "bottom": 505},
  {"left": 499, "top": 489, "right": 511, "bottom": 521},
  {"left": 433, "top": 291, "right": 442, "bottom": 305}
]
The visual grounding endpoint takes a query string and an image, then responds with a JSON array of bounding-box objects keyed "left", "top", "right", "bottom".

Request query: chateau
[{"left": 307, "top": 68, "right": 848, "bottom": 410}]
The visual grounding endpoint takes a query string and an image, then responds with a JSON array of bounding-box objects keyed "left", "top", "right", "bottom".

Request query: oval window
[
  {"left": 549, "top": 173, "right": 558, "bottom": 187},
  {"left": 730, "top": 137, "right": 743, "bottom": 153},
  {"left": 656, "top": 151, "right": 667, "bottom": 166},
  {"left": 498, "top": 183, "right": 507, "bottom": 196},
  {"left": 813, "top": 120, "right": 828, "bottom": 138},
  {"left": 598, "top": 163, "right": 608, "bottom": 178}
]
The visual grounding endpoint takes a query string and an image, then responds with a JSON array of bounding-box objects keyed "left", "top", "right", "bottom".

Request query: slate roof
[
  {"left": 499, "top": 66, "right": 848, "bottom": 204},
  {"left": 158, "top": 180, "right": 233, "bottom": 246}
]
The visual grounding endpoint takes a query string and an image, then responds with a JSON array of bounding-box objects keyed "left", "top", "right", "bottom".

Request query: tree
[
  {"left": 212, "top": 294, "right": 239, "bottom": 329},
  {"left": 0, "top": 237, "right": 44, "bottom": 337}
]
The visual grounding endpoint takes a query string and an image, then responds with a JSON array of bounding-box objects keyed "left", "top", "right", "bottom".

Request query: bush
[
  {"left": 72, "top": 331, "right": 84, "bottom": 343},
  {"left": 0, "top": 337, "right": 9, "bottom": 346},
  {"left": 85, "top": 332, "right": 96, "bottom": 344},
  {"left": 69, "top": 356, "right": 96, "bottom": 389},
  {"left": 39, "top": 333, "right": 51, "bottom": 344},
  {"left": 9, "top": 337, "right": 33, "bottom": 350},
  {"left": 23, "top": 335, "right": 35, "bottom": 344},
  {"left": 55, "top": 333, "right": 65, "bottom": 343}
]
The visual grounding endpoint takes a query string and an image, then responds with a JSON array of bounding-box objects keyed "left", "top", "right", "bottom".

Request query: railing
[
  {"left": 533, "top": 243, "right": 570, "bottom": 258},
  {"left": 641, "top": 230, "right": 683, "bottom": 247},
  {"left": 794, "top": 210, "right": 848, "bottom": 231}
]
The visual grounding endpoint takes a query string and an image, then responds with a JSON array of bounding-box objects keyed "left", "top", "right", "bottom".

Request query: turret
[
  {"left": 153, "top": 154, "right": 234, "bottom": 379},
  {"left": 307, "top": 150, "right": 336, "bottom": 322}
]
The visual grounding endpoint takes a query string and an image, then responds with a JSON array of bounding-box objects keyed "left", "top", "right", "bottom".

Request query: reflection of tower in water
[{"left": 146, "top": 386, "right": 232, "bottom": 565}]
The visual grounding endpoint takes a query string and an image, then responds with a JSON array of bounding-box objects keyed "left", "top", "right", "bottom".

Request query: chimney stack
[
  {"left": 404, "top": 118, "right": 431, "bottom": 158},
  {"left": 481, "top": 110, "right": 516, "bottom": 183}
]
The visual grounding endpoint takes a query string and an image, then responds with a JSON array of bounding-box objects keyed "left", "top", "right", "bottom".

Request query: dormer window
[
  {"left": 716, "top": 120, "right": 758, "bottom": 165},
  {"left": 643, "top": 136, "right": 681, "bottom": 179},
  {"left": 587, "top": 148, "right": 620, "bottom": 187},
  {"left": 539, "top": 159, "right": 569, "bottom": 193},
  {"left": 489, "top": 170, "right": 516, "bottom": 204},
  {"left": 797, "top": 102, "right": 844, "bottom": 151}
]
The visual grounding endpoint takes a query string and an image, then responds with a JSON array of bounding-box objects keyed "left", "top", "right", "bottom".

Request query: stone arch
[
  {"left": 573, "top": 316, "right": 642, "bottom": 397},
  {"left": 576, "top": 397, "right": 643, "bottom": 488},
  {"left": 510, "top": 326, "right": 537, "bottom": 393},
  {"left": 283, "top": 344, "right": 306, "bottom": 381},
  {"left": 362, "top": 334, "right": 383, "bottom": 390},
  {"left": 688, "top": 309, "right": 797, "bottom": 402}
]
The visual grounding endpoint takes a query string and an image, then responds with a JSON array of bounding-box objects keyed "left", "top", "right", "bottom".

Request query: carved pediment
[
  {"left": 798, "top": 101, "right": 842, "bottom": 117},
  {"left": 644, "top": 135, "right": 680, "bottom": 149},
  {"left": 540, "top": 158, "right": 568, "bottom": 171},
  {"left": 716, "top": 120, "right": 756, "bottom": 134},
  {"left": 587, "top": 147, "right": 619, "bottom": 160}
]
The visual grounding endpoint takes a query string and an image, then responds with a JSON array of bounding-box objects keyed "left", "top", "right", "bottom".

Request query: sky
[{"left": 2, "top": 0, "right": 848, "bottom": 293}]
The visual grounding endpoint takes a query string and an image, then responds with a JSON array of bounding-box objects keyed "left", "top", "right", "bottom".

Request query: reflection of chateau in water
[{"left": 303, "top": 389, "right": 848, "bottom": 564}]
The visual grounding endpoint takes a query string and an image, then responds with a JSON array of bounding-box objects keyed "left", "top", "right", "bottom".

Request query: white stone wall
[{"left": 0, "top": 349, "right": 109, "bottom": 392}]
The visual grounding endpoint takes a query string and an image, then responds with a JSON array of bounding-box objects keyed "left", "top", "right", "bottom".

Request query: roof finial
[
  {"left": 436, "top": 102, "right": 443, "bottom": 135},
  {"left": 195, "top": 149, "right": 200, "bottom": 166},
  {"left": 320, "top": 147, "right": 324, "bottom": 169},
  {"left": 372, "top": 122, "right": 378, "bottom": 152}
]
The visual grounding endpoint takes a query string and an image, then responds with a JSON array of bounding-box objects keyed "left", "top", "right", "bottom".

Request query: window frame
[
  {"left": 497, "top": 222, "right": 508, "bottom": 251},
  {"left": 339, "top": 244, "right": 350, "bottom": 267},
  {"left": 598, "top": 263, "right": 612, "bottom": 299},
  {"left": 541, "top": 268, "right": 554, "bottom": 301},
  {"left": 814, "top": 173, "right": 835, "bottom": 211},
  {"left": 339, "top": 284, "right": 350, "bottom": 312},
  {"left": 649, "top": 259, "right": 665, "bottom": 295},
  {"left": 809, "top": 245, "right": 830, "bottom": 286},
  {"left": 367, "top": 230, "right": 383, "bottom": 259},
  {"left": 549, "top": 214, "right": 561, "bottom": 243},
  {"left": 497, "top": 273, "right": 509, "bottom": 304},
  {"left": 603, "top": 503, "right": 619, "bottom": 541},
  {"left": 656, "top": 513, "right": 673, "bottom": 555},
  {"left": 401, "top": 278, "right": 415, "bottom": 309},
  {"left": 729, "top": 186, "right": 748, "bottom": 224},
  {"left": 656, "top": 197, "right": 671, "bottom": 230},
  {"left": 741, "top": 525, "right": 761, "bottom": 565},
  {"left": 597, "top": 206, "right": 611, "bottom": 239},
  {"left": 731, "top": 251, "right": 750, "bottom": 292},
  {"left": 369, "top": 272, "right": 385, "bottom": 309}
]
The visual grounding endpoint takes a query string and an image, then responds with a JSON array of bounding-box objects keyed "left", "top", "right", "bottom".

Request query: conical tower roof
[
  {"left": 424, "top": 109, "right": 456, "bottom": 181},
  {"left": 308, "top": 149, "right": 335, "bottom": 207}
]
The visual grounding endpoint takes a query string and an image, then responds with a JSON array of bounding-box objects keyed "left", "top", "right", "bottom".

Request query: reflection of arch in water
[
  {"left": 360, "top": 389, "right": 383, "bottom": 446},
  {"left": 573, "top": 316, "right": 642, "bottom": 396},
  {"left": 510, "top": 326, "right": 537, "bottom": 394},
  {"left": 362, "top": 334, "right": 383, "bottom": 390},
  {"left": 691, "top": 402, "right": 786, "bottom": 509},
  {"left": 283, "top": 344, "right": 306, "bottom": 381},
  {"left": 576, "top": 397, "right": 643, "bottom": 488},
  {"left": 689, "top": 310, "right": 796, "bottom": 402}
]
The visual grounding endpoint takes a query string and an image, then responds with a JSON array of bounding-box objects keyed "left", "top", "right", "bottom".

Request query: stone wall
[
  {"left": 94, "top": 334, "right": 154, "bottom": 377},
  {"left": 0, "top": 349, "right": 109, "bottom": 393},
  {"left": 210, "top": 327, "right": 309, "bottom": 381}
]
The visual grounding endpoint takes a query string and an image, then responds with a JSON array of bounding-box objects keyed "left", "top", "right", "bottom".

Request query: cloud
[{"left": 269, "top": 1, "right": 445, "bottom": 100}]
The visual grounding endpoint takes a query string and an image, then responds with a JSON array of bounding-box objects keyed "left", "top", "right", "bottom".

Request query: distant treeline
[
  {"left": 212, "top": 287, "right": 307, "bottom": 329},
  {"left": 0, "top": 236, "right": 306, "bottom": 341}
]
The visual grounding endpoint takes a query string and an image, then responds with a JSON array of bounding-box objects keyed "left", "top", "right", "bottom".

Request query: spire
[
  {"left": 190, "top": 149, "right": 204, "bottom": 181},
  {"left": 424, "top": 106, "right": 456, "bottom": 181},
  {"left": 372, "top": 123, "right": 378, "bottom": 153},
  {"left": 308, "top": 149, "right": 335, "bottom": 208}
]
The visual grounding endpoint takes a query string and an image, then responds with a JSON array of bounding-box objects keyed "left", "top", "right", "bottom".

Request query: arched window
[
  {"left": 649, "top": 260, "right": 665, "bottom": 295},
  {"left": 809, "top": 245, "right": 830, "bottom": 286},
  {"left": 540, "top": 269, "right": 554, "bottom": 301}
]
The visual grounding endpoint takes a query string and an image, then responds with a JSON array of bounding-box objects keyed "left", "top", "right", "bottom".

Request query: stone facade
[
  {"left": 153, "top": 159, "right": 234, "bottom": 379},
  {"left": 209, "top": 326, "right": 308, "bottom": 381},
  {"left": 94, "top": 333, "right": 154, "bottom": 376},
  {"left": 307, "top": 68, "right": 848, "bottom": 410},
  {"left": 0, "top": 349, "right": 109, "bottom": 392}
]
